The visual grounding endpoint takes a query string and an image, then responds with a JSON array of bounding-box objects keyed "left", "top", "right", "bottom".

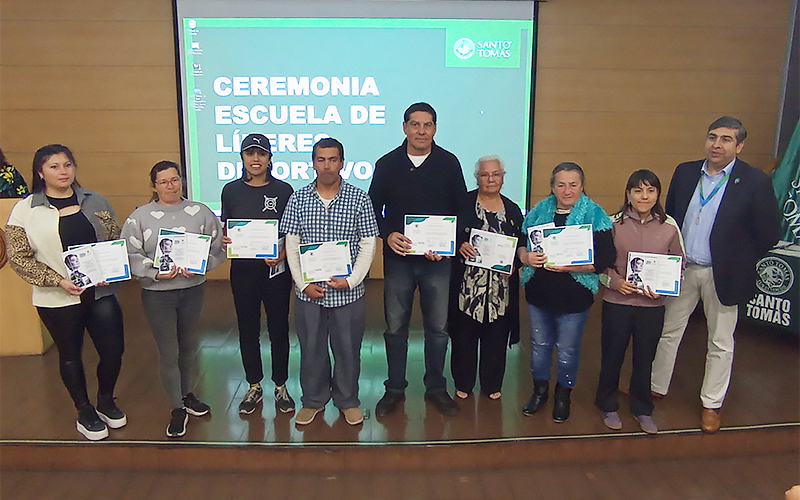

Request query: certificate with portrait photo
[
  {"left": 541, "top": 224, "right": 594, "bottom": 266},
  {"left": 465, "top": 228, "right": 518, "bottom": 275},
  {"left": 404, "top": 215, "right": 457, "bottom": 256},
  {"left": 298, "top": 240, "right": 352, "bottom": 283},
  {"left": 154, "top": 229, "right": 212, "bottom": 274},
  {"left": 63, "top": 239, "right": 131, "bottom": 288},
  {"left": 626, "top": 251, "right": 682, "bottom": 296}
]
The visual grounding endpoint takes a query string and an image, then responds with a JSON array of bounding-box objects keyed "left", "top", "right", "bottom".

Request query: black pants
[
  {"left": 37, "top": 291, "right": 125, "bottom": 410},
  {"left": 595, "top": 301, "right": 664, "bottom": 416},
  {"left": 230, "top": 260, "right": 292, "bottom": 386},
  {"left": 449, "top": 308, "right": 510, "bottom": 395}
]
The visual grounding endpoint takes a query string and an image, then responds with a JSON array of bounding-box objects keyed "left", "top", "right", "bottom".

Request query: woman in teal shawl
[{"left": 517, "top": 162, "right": 615, "bottom": 423}]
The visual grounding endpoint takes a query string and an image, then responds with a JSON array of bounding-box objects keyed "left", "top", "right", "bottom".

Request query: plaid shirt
[{"left": 281, "top": 180, "right": 379, "bottom": 308}]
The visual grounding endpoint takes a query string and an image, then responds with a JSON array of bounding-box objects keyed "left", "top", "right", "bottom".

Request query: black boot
[
  {"left": 522, "top": 380, "right": 549, "bottom": 416},
  {"left": 553, "top": 384, "right": 572, "bottom": 423}
]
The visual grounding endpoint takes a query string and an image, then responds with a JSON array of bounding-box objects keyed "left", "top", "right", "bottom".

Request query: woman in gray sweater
[{"left": 121, "top": 161, "right": 225, "bottom": 438}]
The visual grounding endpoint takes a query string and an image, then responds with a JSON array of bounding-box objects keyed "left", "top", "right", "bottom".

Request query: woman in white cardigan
[{"left": 6, "top": 144, "right": 126, "bottom": 441}]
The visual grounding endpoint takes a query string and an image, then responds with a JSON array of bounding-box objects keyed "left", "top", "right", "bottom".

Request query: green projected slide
[{"left": 179, "top": 14, "right": 535, "bottom": 213}]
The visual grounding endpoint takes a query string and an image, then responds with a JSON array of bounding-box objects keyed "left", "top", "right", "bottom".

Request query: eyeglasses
[
  {"left": 478, "top": 172, "right": 504, "bottom": 180},
  {"left": 155, "top": 177, "right": 182, "bottom": 186}
]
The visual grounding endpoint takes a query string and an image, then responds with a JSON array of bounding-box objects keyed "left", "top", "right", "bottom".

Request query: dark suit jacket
[
  {"left": 665, "top": 158, "right": 781, "bottom": 305},
  {"left": 448, "top": 190, "right": 525, "bottom": 346}
]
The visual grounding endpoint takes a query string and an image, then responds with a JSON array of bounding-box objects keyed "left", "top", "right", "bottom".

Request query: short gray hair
[{"left": 474, "top": 155, "right": 505, "bottom": 180}]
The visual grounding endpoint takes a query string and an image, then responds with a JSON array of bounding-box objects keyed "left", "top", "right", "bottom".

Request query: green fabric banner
[{"left": 773, "top": 120, "right": 800, "bottom": 244}]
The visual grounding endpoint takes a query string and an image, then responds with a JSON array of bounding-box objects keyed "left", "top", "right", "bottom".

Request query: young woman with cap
[{"left": 220, "top": 134, "right": 296, "bottom": 416}]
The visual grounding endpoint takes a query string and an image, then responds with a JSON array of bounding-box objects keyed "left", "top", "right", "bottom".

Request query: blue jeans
[
  {"left": 383, "top": 257, "right": 451, "bottom": 393},
  {"left": 527, "top": 304, "right": 589, "bottom": 388}
]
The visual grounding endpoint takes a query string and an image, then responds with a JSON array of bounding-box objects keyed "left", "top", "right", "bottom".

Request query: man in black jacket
[
  {"left": 651, "top": 116, "right": 781, "bottom": 433},
  {"left": 369, "top": 102, "right": 467, "bottom": 417}
]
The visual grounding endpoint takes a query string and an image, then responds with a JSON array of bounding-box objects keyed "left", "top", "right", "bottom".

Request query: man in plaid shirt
[{"left": 281, "top": 138, "right": 379, "bottom": 426}]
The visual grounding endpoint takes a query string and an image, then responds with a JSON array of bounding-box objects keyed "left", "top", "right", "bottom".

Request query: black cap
[{"left": 241, "top": 134, "right": 271, "bottom": 153}]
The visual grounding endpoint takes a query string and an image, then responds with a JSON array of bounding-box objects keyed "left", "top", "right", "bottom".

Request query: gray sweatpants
[
  {"left": 295, "top": 296, "right": 365, "bottom": 410},
  {"left": 141, "top": 284, "right": 204, "bottom": 408}
]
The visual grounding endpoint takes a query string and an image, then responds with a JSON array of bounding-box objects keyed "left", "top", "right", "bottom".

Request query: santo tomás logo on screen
[
  {"left": 453, "top": 37, "right": 512, "bottom": 60},
  {"left": 446, "top": 22, "right": 524, "bottom": 68}
]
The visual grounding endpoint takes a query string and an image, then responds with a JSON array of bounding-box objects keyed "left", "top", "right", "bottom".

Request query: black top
[
  {"left": 524, "top": 212, "right": 616, "bottom": 314},
  {"left": 47, "top": 193, "right": 97, "bottom": 251},
  {"left": 369, "top": 140, "right": 467, "bottom": 260},
  {"left": 220, "top": 177, "right": 294, "bottom": 223}
]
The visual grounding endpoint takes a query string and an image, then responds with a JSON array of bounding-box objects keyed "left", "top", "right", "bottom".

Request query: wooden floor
[
  {"left": 0, "top": 279, "right": 798, "bottom": 499},
  {"left": 1, "top": 453, "right": 797, "bottom": 500},
  {"left": 1, "top": 279, "right": 797, "bottom": 443}
]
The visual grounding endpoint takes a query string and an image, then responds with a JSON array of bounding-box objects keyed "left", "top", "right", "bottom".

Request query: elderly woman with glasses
[{"left": 448, "top": 155, "right": 525, "bottom": 400}]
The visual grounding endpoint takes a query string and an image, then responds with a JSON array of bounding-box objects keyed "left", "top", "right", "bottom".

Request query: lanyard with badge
[{"left": 695, "top": 171, "right": 730, "bottom": 224}]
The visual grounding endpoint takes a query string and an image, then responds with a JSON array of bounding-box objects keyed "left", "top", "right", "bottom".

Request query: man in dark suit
[{"left": 651, "top": 116, "right": 781, "bottom": 433}]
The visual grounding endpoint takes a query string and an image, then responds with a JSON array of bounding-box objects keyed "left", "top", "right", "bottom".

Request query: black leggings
[
  {"left": 230, "top": 260, "right": 292, "bottom": 386},
  {"left": 37, "top": 292, "right": 125, "bottom": 410}
]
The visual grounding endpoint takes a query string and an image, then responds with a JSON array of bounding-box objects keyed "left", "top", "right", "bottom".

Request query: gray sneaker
[
  {"left": 602, "top": 411, "right": 623, "bottom": 430},
  {"left": 239, "top": 384, "right": 263, "bottom": 415},
  {"left": 635, "top": 414, "right": 658, "bottom": 434},
  {"left": 274, "top": 385, "right": 295, "bottom": 414}
]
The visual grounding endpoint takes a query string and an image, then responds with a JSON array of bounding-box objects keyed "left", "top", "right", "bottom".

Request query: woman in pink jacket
[{"left": 595, "top": 169, "right": 684, "bottom": 434}]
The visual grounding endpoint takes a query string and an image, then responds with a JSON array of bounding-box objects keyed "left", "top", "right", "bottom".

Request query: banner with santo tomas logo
[{"left": 746, "top": 249, "right": 799, "bottom": 333}]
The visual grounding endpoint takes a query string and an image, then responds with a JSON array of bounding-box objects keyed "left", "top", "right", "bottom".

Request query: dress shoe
[
  {"left": 522, "top": 379, "right": 549, "bottom": 416},
  {"left": 375, "top": 391, "right": 405, "bottom": 417},
  {"left": 424, "top": 391, "right": 460, "bottom": 416},
  {"left": 552, "top": 383, "right": 572, "bottom": 423},
  {"left": 701, "top": 408, "right": 721, "bottom": 433}
]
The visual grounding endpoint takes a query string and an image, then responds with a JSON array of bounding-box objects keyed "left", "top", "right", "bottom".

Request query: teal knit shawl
[{"left": 520, "top": 194, "right": 613, "bottom": 294}]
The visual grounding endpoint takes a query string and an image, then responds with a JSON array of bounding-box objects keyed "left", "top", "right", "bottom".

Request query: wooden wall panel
[
  {"left": 2, "top": 66, "right": 178, "bottom": 110},
  {"left": 538, "top": 0, "right": 789, "bottom": 28},
  {"left": 534, "top": 68, "right": 781, "bottom": 114},
  {"left": 536, "top": 24, "right": 786, "bottom": 72},
  {"left": 1, "top": 0, "right": 171, "bottom": 21},
  {"left": 0, "top": 22, "right": 175, "bottom": 67}
]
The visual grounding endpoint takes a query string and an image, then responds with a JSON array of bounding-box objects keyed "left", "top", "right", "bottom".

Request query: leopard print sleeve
[
  {"left": 5, "top": 225, "right": 64, "bottom": 287},
  {"left": 95, "top": 210, "right": 121, "bottom": 240}
]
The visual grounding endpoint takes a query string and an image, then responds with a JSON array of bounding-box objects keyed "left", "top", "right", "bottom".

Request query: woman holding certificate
[
  {"left": 449, "top": 156, "right": 524, "bottom": 400},
  {"left": 6, "top": 144, "right": 126, "bottom": 440},
  {"left": 220, "top": 134, "right": 296, "bottom": 416},
  {"left": 518, "top": 162, "right": 615, "bottom": 422},
  {"left": 594, "top": 170, "right": 684, "bottom": 434},
  {"left": 121, "top": 161, "right": 224, "bottom": 438}
]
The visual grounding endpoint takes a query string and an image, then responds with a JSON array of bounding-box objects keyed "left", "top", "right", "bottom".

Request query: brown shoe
[
  {"left": 295, "top": 407, "right": 323, "bottom": 426},
  {"left": 701, "top": 408, "right": 721, "bottom": 433},
  {"left": 342, "top": 407, "right": 363, "bottom": 426}
]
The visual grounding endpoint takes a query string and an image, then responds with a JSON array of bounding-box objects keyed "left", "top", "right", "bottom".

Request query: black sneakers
[
  {"left": 375, "top": 391, "right": 405, "bottom": 417},
  {"left": 96, "top": 397, "right": 127, "bottom": 429},
  {"left": 182, "top": 392, "right": 211, "bottom": 416},
  {"left": 239, "top": 384, "right": 264, "bottom": 415},
  {"left": 274, "top": 385, "right": 295, "bottom": 414},
  {"left": 77, "top": 404, "right": 108, "bottom": 441},
  {"left": 167, "top": 407, "right": 188, "bottom": 438}
]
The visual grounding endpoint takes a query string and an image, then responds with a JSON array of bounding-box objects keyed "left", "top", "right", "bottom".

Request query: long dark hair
[
  {"left": 31, "top": 144, "right": 81, "bottom": 193},
  {"left": 149, "top": 160, "right": 185, "bottom": 202},
  {"left": 617, "top": 169, "right": 666, "bottom": 224}
]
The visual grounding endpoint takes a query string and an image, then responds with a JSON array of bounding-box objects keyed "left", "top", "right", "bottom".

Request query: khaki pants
[{"left": 651, "top": 265, "right": 738, "bottom": 409}]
